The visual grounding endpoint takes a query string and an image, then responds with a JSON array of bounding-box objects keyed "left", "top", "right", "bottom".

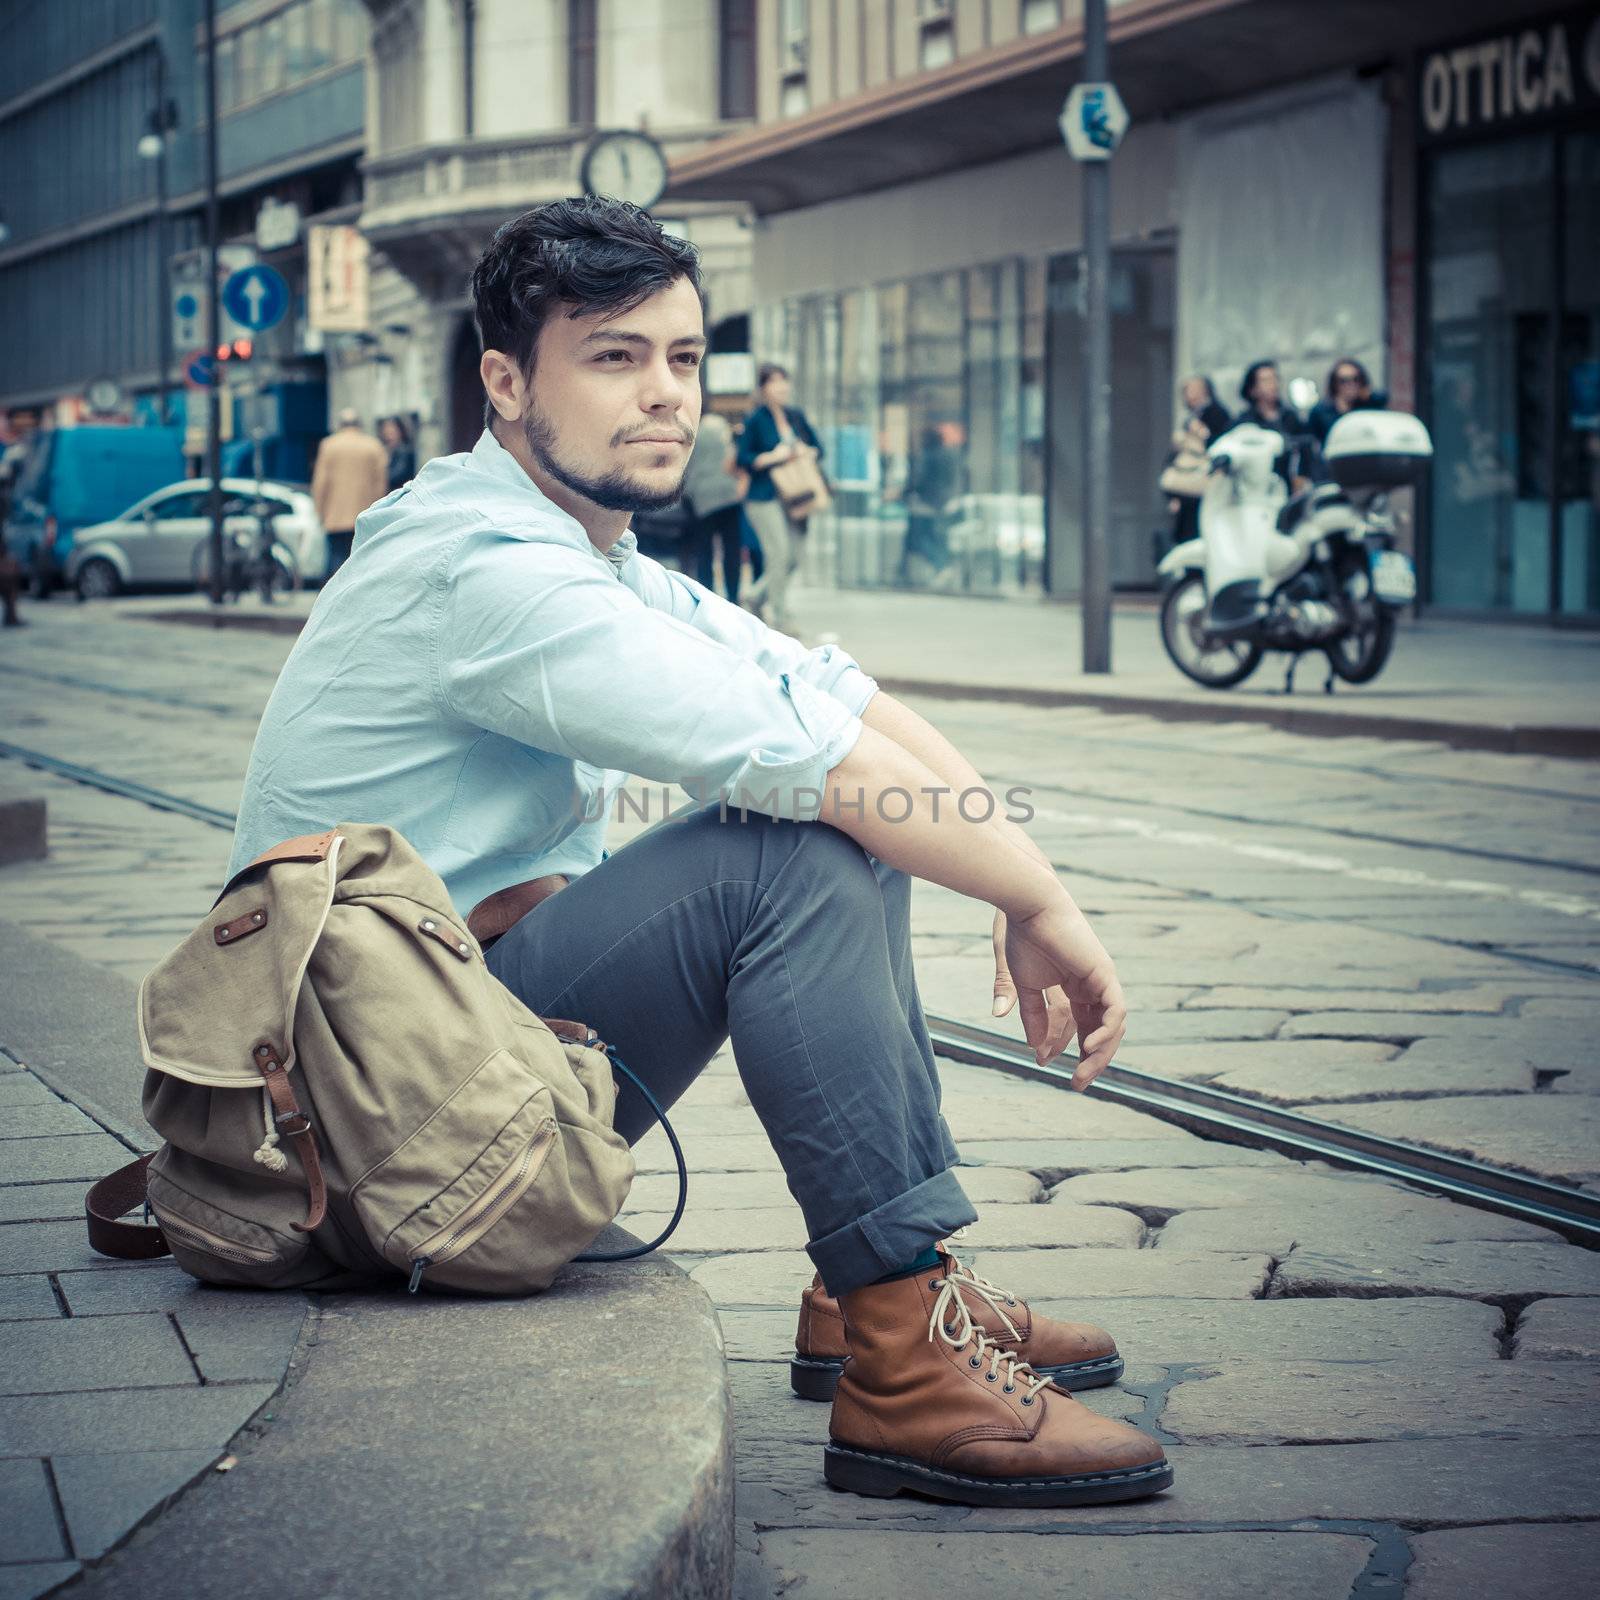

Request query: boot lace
[
  {"left": 939, "top": 1236, "right": 1024, "bottom": 1341},
  {"left": 928, "top": 1275, "right": 1051, "bottom": 1403}
]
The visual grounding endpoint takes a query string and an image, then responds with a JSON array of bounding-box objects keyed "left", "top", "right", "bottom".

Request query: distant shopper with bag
[
  {"left": 1160, "top": 375, "right": 1231, "bottom": 546},
  {"left": 737, "top": 363, "right": 825, "bottom": 631}
]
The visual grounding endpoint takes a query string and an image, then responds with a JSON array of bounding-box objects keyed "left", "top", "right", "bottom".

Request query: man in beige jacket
[{"left": 311, "top": 409, "right": 389, "bottom": 579}]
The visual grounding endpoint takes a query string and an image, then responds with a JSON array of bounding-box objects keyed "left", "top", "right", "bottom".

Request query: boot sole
[
  {"left": 824, "top": 1442, "right": 1174, "bottom": 1507},
  {"left": 790, "top": 1350, "right": 1124, "bottom": 1402}
]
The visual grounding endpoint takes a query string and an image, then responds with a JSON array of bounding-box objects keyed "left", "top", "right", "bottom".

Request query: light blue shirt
[{"left": 227, "top": 429, "right": 876, "bottom": 916}]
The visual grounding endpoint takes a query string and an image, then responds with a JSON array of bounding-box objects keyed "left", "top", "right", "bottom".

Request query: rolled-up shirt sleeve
[
  {"left": 436, "top": 532, "right": 864, "bottom": 819},
  {"left": 640, "top": 558, "right": 880, "bottom": 719}
]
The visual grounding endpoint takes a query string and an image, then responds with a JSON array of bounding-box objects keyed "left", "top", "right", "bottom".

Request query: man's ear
[{"left": 480, "top": 350, "right": 525, "bottom": 424}]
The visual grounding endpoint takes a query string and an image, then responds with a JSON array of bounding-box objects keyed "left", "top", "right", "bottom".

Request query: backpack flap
[{"left": 138, "top": 831, "right": 343, "bottom": 1088}]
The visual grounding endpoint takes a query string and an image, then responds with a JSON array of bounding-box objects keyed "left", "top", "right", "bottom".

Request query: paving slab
[
  {"left": 741, "top": 1437, "right": 1600, "bottom": 1533},
  {"left": 1157, "top": 1195, "right": 1558, "bottom": 1255},
  {"left": 0, "top": 1460, "right": 66, "bottom": 1563},
  {"left": 0, "top": 1563, "right": 80, "bottom": 1600},
  {"left": 0, "top": 1133, "right": 134, "bottom": 1184},
  {"left": 0, "top": 1183, "right": 88, "bottom": 1224},
  {"left": 1223, "top": 1052, "right": 1535, "bottom": 1103},
  {"left": 1116, "top": 1039, "right": 1400, "bottom": 1084},
  {"left": 0, "top": 1313, "right": 197, "bottom": 1396},
  {"left": 0, "top": 1383, "right": 278, "bottom": 1458},
  {"left": 1030, "top": 1294, "right": 1503, "bottom": 1365},
  {"left": 0, "top": 1101, "right": 106, "bottom": 1138},
  {"left": 0, "top": 1277, "right": 61, "bottom": 1322},
  {"left": 0, "top": 1221, "right": 163, "bottom": 1277},
  {"left": 1274, "top": 1241, "right": 1600, "bottom": 1302},
  {"left": 953, "top": 1138, "right": 1291, "bottom": 1177},
  {"left": 1514, "top": 1297, "right": 1600, "bottom": 1360},
  {"left": 1162, "top": 1360, "right": 1600, "bottom": 1444},
  {"left": 752, "top": 1529, "right": 1370, "bottom": 1599},
  {"left": 51, "top": 1449, "right": 219, "bottom": 1560},
  {"left": 1329, "top": 1095, "right": 1600, "bottom": 1183},
  {"left": 1407, "top": 1524, "right": 1600, "bottom": 1600},
  {"left": 1047, "top": 1163, "right": 1404, "bottom": 1218}
]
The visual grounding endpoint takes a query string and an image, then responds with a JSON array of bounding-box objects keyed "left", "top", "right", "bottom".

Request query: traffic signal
[{"left": 215, "top": 337, "right": 254, "bottom": 363}]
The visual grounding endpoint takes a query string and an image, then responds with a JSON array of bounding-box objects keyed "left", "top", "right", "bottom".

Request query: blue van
[{"left": 5, "top": 425, "right": 187, "bottom": 595}]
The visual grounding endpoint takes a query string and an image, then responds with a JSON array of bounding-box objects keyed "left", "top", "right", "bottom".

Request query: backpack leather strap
[
  {"left": 85, "top": 1154, "right": 170, "bottom": 1260},
  {"left": 253, "top": 1041, "right": 328, "bottom": 1234}
]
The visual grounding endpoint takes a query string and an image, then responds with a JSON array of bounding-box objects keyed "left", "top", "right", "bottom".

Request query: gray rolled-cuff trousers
[{"left": 483, "top": 803, "right": 976, "bottom": 1296}]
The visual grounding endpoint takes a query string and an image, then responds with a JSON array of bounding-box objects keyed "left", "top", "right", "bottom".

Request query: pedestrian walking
[
  {"left": 224, "top": 196, "right": 1165, "bottom": 1510},
  {"left": 680, "top": 409, "right": 745, "bottom": 600},
  {"left": 311, "top": 409, "right": 388, "bottom": 580},
  {"left": 379, "top": 415, "right": 417, "bottom": 492},
  {"left": 737, "top": 363, "right": 823, "bottom": 631}
]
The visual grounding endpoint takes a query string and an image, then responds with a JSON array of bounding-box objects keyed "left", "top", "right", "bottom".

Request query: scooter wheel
[{"left": 1160, "top": 574, "right": 1264, "bottom": 690}]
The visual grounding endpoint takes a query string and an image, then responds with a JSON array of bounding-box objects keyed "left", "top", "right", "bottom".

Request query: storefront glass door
[
  {"left": 1560, "top": 130, "right": 1600, "bottom": 616},
  {"left": 1425, "top": 135, "right": 1555, "bottom": 613}
]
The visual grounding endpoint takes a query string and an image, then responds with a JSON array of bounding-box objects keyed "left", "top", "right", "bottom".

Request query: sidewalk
[{"left": 107, "top": 585, "right": 1600, "bottom": 757}]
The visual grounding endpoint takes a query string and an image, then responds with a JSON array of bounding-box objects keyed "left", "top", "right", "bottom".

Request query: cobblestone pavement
[{"left": 2, "top": 598, "right": 1599, "bottom": 1598}]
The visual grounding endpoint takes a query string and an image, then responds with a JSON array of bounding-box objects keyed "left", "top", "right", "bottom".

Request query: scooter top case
[{"left": 1324, "top": 410, "right": 1433, "bottom": 492}]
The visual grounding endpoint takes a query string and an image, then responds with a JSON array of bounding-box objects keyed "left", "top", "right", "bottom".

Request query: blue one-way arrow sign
[{"left": 221, "top": 263, "right": 289, "bottom": 333}]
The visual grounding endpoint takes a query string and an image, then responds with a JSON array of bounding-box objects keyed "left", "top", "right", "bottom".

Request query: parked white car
[{"left": 65, "top": 478, "right": 326, "bottom": 599}]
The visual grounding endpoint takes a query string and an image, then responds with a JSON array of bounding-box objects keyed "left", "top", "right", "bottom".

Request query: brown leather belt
[{"left": 467, "top": 873, "right": 571, "bottom": 949}]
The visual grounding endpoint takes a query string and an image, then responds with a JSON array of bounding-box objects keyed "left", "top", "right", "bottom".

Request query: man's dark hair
[
  {"left": 470, "top": 197, "right": 703, "bottom": 425},
  {"left": 757, "top": 362, "right": 789, "bottom": 388}
]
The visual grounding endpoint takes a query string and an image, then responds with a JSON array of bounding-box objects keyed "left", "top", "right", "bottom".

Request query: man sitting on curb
[{"left": 225, "top": 197, "right": 1171, "bottom": 1509}]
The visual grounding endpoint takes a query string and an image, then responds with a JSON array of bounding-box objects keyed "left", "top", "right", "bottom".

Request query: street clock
[{"left": 581, "top": 130, "right": 669, "bottom": 210}]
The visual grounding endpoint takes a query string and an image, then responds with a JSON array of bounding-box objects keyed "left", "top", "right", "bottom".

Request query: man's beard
[{"left": 521, "top": 402, "right": 692, "bottom": 513}]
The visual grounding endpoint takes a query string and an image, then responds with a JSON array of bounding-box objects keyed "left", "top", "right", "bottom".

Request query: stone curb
[
  {"left": 1, "top": 920, "right": 734, "bottom": 1600},
  {"left": 872, "top": 677, "right": 1600, "bottom": 761}
]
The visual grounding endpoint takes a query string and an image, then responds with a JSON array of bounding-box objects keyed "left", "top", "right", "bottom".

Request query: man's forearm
[
  {"left": 820, "top": 725, "right": 1065, "bottom": 921},
  {"left": 859, "top": 691, "right": 1053, "bottom": 874}
]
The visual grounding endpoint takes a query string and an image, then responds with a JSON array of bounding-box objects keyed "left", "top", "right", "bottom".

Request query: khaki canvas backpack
[{"left": 86, "top": 824, "right": 679, "bottom": 1295}]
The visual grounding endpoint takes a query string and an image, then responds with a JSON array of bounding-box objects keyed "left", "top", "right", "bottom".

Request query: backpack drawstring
[{"left": 251, "top": 1086, "right": 289, "bottom": 1173}]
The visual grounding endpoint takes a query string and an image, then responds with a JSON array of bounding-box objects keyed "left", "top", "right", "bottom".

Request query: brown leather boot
[
  {"left": 793, "top": 1248, "right": 1123, "bottom": 1400},
  {"left": 825, "top": 1258, "right": 1171, "bottom": 1507}
]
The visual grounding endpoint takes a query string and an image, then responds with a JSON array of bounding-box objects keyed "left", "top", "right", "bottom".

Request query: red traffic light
[{"left": 215, "top": 338, "right": 254, "bottom": 362}]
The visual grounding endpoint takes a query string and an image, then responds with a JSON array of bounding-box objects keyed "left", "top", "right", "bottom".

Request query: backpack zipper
[
  {"left": 159, "top": 1214, "right": 278, "bottom": 1265},
  {"left": 406, "top": 1118, "right": 559, "bottom": 1293}
]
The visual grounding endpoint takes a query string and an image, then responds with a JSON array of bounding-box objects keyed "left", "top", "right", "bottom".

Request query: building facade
[
  {"left": 0, "top": 0, "right": 374, "bottom": 476},
  {"left": 668, "top": 0, "right": 1599, "bottom": 623},
  {"left": 357, "top": 0, "right": 759, "bottom": 463}
]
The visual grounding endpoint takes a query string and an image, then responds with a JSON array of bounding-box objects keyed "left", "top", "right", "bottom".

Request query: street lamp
[{"left": 139, "top": 65, "right": 180, "bottom": 429}]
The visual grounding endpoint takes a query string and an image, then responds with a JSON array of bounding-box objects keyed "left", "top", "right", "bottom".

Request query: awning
[{"left": 666, "top": 0, "right": 1560, "bottom": 215}]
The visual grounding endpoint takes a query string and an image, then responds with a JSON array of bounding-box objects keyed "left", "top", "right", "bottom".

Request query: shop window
[
  {"left": 569, "top": 0, "right": 597, "bottom": 125},
  {"left": 1022, "top": 0, "right": 1062, "bottom": 35},
  {"left": 216, "top": 35, "right": 237, "bottom": 113},
  {"left": 259, "top": 15, "right": 287, "bottom": 97},
  {"left": 719, "top": 0, "right": 756, "bottom": 121}
]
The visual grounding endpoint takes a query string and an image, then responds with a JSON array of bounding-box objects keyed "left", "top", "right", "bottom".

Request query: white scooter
[{"left": 1157, "top": 410, "right": 1431, "bottom": 692}]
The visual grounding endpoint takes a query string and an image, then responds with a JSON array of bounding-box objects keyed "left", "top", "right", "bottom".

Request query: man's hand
[{"left": 991, "top": 907, "right": 1126, "bottom": 1091}]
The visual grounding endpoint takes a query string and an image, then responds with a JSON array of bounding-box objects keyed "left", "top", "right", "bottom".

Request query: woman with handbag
[
  {"left": 1160, "top": 375, "right": 1229, "bottom": 546},
  {"left": 737, "top": 363, "right": 825, "bottom": 631}
]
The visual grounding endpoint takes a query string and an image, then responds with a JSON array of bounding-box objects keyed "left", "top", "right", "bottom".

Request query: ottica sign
[{"left": 1418, "top": 9, "right": 1600, "bottom": 141}]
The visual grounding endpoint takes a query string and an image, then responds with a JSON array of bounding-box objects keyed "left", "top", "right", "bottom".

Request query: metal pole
[
  {"left": 204, "top": 0, "right": 224, "bottom": 605},
  {"left": 1080, "top": 0, "right": 1112, "bottom": 673},
  {"left": 154, "top": 52, "right": 173, "bottom": 429}
]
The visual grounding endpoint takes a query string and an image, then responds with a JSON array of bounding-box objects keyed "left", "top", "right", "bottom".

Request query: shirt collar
[{"left": 470, "top": 429, "right": 638, "bottom": 572}]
